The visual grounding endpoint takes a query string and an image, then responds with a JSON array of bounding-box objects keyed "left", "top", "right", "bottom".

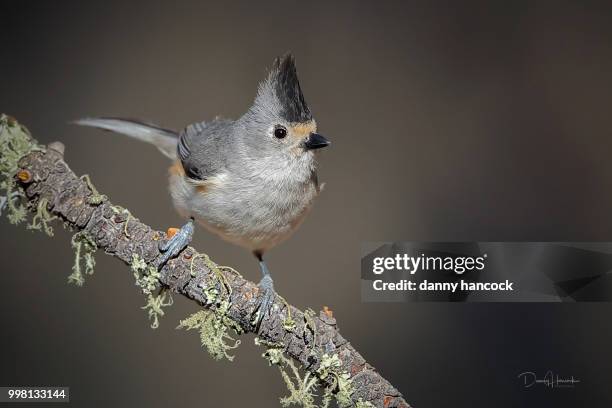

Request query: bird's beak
[{"left": 303, "top": 133, "right": 330, "bottom": 150}]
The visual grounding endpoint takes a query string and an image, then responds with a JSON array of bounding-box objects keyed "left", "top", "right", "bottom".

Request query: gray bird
[{"left": 75, "top": 54, "right": 329, "bottom": 325}]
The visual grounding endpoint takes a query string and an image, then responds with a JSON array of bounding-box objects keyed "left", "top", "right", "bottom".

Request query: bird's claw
[
  {"left": 157, "top": 218, "right": 194, "bottom": 269},
  {"left": 254, "top": 274, "right": 275, "bottom": 329}
]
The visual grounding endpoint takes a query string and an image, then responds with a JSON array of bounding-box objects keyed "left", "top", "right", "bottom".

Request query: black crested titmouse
[{"left": 75, "top": 54, "right": 329, "bottom": 325}]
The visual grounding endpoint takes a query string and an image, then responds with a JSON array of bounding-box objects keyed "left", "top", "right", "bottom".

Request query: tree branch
[{"left": 1, "top": 116, "right": 410, "bottom": 408}]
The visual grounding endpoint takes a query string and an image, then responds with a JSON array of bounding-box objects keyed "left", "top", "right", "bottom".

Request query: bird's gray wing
[{"left": 177, "top": 119, "right": 232, "bottom": 180}]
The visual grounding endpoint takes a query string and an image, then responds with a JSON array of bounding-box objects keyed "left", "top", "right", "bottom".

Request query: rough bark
[{"left": 10, "top": 138, "right": 410, "bottom": 408}]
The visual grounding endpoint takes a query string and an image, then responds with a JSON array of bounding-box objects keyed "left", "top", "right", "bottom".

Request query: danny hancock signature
[{"left": 517, "top": 371, "right": 580, "bottom": 388}]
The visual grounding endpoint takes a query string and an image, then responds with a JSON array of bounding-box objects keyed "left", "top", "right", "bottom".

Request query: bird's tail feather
[{"left": 73, "top": 117, "right": 178, "bottom": 160}]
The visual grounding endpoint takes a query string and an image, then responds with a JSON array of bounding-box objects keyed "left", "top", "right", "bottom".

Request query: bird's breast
[{"left": 168, "top": 167, "right": 319, "bottom": 251}]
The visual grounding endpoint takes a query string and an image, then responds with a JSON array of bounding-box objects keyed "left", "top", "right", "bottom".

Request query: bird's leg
[
  {"left": 253, "top": 251, "right": 276, "bottom": 329},
  {"left": 157, "top": 217, "right": 194, "bottom": 268}
]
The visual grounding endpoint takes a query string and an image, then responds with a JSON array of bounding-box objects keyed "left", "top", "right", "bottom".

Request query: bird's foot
[
  {"left": 253, "top": 264, "right": 276, "bottom": 330},
  {"left": 157, "top": 218, "right": 194, "bottom": 268}
]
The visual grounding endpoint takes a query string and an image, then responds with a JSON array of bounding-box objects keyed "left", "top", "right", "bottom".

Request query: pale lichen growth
[
  {"left": 131, "top": 253, "right": 148, "bottom": 274},
  {"left": 257, "top": 338, "right": 357, "bottom": 408},
  {"left": 355, "top": 399, "right": 376, "bottom": 408},
  {"left": 276, "top": 293, "right": 296, "bottom": 332},
  {"left": 109, "top": 204, "right": 133, "bottom": 239},
  {"left": 283, "top": 312, "right": 297, "bottom": 332},
  {"left": 1, "top": 187, "right": 27, "bottom": 224},
  {"left": 279, "top": 360, "right": 319, "bottom": 407},
  {"left": 131, "top": 254, "right": 160, "bottom": 295},
  {"left": 257, "top": 337, "right": 319, "bottom": 408},
  {"left": 178, "top": 252, "right": 243, "bottom": 360},
  {"left": 68, "top": 230, "right": 98, "bottom": 286},
  {"left": 0, "top": 114, "right": 59, "bottom": 236},
  {"left": 195, "top": 253, "right": 234, "bottom": 300},
  {"left": 189, "top": 253, "right": 231, "bottom": 307},
  {"left": 0, "top": 114, "right": 41, "bottom": 225},
  {"left": 80, "top": 174, "right": 107, "bottom": 205},
  {"left": 177, "top": 307, "right": 242, "bottom": 361},
  {"left": 131, "top": 253, "right": 172, "bottom": 329},
  {"left": 303, "top": 308, "right": 318, "bottom": 354},
  {"left": 142, "top": 290, "right": 173, "bottom": 329},
  {"left": 27, "top": 197, "right": 58, "bottom": 236},
  {"left": 316, "top": 354, "right": 354, "bottom": 408}
]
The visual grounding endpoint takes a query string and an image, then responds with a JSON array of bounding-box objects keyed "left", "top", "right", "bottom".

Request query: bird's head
[{"left": 239, "top": 54, "right": 329, "bottom": 166}]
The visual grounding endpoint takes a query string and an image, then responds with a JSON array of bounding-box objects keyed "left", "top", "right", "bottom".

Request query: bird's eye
[{"left": 274, "top": 126, "right": 287, "bottom": 139}]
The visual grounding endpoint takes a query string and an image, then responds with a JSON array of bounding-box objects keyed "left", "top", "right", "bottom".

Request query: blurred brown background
[{"left": 2, "top": 0, "right": 612, "bottom": 407}]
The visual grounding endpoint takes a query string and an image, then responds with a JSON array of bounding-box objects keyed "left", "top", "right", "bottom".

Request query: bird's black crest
[{"left": 271, "top": 54, "right": 312, "bottom": 123}]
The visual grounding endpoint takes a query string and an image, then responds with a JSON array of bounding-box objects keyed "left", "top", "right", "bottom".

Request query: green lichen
[
  {"left": 177, "top": 308, "right": 242, "bottom": 361},
  {"left": 279, "top": 360, "right": 319, "bottom": 407},
  {"left": 256, "top": 337, "right": 318, "bottom": 408},
  {"left": 200, "top": 254, "right": 232, "bottom": 296},
  {"left": 257, "top": 338, "right": 357, "bottom": 408},
  {"left": 316, "top": 354, "right": 344, "bottom": 384},
  {"left": 131, "top": 253, "right": 172, "bottom": 329},
  {"left": 0, "top": 114, "right": 41, "bottom": 225},
  {"left": 68, "top": 230, "right": 98, "bottom": 286},
  {"left": 190, "top": 253, "right": 233, "bottom": 307},
  {"left": 123, "top": 213, "right": 132, "bottom": 238},
  {"left": 27, "top": 197, "right": 57, "bottom": 236},
  {"left": 0, "top": 114, "right": 57, "bottom": 234},
  {"left": 131, "top": 254, "right": 160, "bottom": 295},
  {"left": 109, "top": 205, "right": 133, "bottom": 238},
  {"left": 3, "top": 190, "right": 27, "bottom": 224},
  {"left": 355, "top": 399, "right": 376, "bottom": 408},
  {"left": 80, "top": 174, "right": 107, "bottom": 205},
  {"left": 179, "top": 253, "right": 244, "bottom": 361},
  {"left": 257, "top": 338, "right": 282, "bottom": 348},
  {"left": 316, "top": 354, "right": 354, "bottom": 408},
  {"left": 142, "top": 290, "right": 173, "bottom": 329},
  {"left": 274, "top": 293, "right": 296, "bottom": 332},
  {"left": 131, "top": 253, "right": 148, "bottom": 274},
  {"left": 283, "top": 312, "right": 297, "bottom": 332}
]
